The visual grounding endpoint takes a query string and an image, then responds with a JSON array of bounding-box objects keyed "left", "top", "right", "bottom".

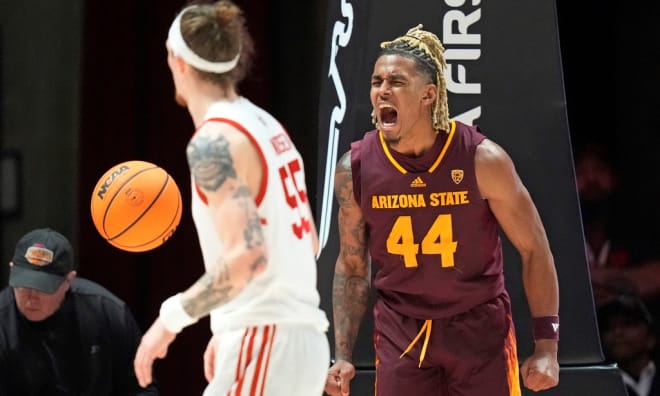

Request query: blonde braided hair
[{"left": 379, "top": 24, "right": 450, "bottom": 133}]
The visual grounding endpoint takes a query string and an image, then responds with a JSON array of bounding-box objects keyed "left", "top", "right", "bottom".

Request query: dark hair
[
  {"left": 598, "top": 294, "right": 654, "bottom": 332},
  {"left": 179, "top": 0, "right": 255, "bottom": 89}
]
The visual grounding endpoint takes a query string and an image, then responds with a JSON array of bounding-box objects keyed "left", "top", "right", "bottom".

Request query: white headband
[{"left": 167, "top": 6, "right": 240, "bottom": 74}]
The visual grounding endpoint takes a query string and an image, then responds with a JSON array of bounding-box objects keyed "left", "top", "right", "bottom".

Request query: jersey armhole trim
[{"left": 198, "top": 117, "right": 268, "bottom": 206}]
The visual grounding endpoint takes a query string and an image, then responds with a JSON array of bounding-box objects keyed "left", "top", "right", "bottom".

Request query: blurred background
[{"left": 1, "top": 0, "right": 658, "bottom": 394}]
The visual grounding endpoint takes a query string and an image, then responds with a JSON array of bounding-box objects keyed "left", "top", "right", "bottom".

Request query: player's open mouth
[{"left": 379, "top": 106, "right": 397, "bottom": 127}]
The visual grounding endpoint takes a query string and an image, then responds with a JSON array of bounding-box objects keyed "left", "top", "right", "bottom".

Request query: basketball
[{"left": 90, "top": 160, "right": 182, "bottom": 252}]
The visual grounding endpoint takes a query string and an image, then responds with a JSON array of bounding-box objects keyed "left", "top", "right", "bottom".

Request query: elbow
[
  {"left": 254, "top": 251, "right": 268, "bottom": 275},
  {"left": 225, "top": 244, "right": 269, "bottom": 283},
  {"left": 336, "top": 250, "right": 370, "bottom": 278},
  {"left": 250, "top": 245, "right": 269, "bottom": 276}
]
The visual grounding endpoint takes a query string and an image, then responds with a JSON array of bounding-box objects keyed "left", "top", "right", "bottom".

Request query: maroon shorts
[{"left": 373, "top": 293, "right": 520, "bottom": 396}]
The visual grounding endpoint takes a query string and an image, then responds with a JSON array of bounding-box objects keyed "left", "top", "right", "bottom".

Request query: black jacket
[
  {"left": 624, "top": 367, "right": 660, "bottom": 396},
  {"left": 0, "top": 278, "right": 159, "bottom": 396}
]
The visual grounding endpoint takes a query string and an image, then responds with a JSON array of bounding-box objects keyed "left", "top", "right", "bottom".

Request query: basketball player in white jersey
[{"left": 133, "top": 1, "right": 330, "bottom": 394}]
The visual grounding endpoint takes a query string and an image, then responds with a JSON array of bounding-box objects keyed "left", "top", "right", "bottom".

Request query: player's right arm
[
  {"left": 326, "top": 150, "right": 370, "bottom": 396},
  {"left": 181, "top": 123, "right": 268, "bottom": 317},
  {"left": 134, "top": 123, "right": 267, "bottom": 388}
]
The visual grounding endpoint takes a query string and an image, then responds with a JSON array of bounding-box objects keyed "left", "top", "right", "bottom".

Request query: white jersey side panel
[{"left": 190, "top": 97, "right": 328, "bottom": 334}]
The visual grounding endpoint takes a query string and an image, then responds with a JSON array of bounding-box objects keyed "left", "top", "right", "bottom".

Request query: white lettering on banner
[
  {"left": 453, "top": 106, "right": 481, "bottom": 124},
  {"left": 318, "top": 0, "right": 354, "bottom": 256},
  {"left": 443, "top": 1, "right": 482, "bottom": 125},
  {"left": 445, "top": 0, "right": 481, "bottom": 6}
]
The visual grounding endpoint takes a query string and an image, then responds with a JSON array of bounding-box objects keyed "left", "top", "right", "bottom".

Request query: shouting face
[{"left": 370, "top": 54, "right": 437, "bottom": 147}]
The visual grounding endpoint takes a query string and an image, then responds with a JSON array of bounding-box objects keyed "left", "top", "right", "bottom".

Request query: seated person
[
  {"left": 575, "top": 142, "right": 660, "bottom": 334},
  {"left": 0, "top": 227, "right": 159, "bottom": 395},
  {"left": 598, "top": 294, "right": 659, "bottom": 396}
]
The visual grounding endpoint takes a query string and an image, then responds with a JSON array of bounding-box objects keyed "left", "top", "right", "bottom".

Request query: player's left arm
[
  {"left": 476, "top": 139, "right": 558, "bottom": 320},
  {"left": 181, "top": 123, "right": 268, "bottom": 319},
  {"left": 475, "top": 139, "right": 559, "bottom": 390}
]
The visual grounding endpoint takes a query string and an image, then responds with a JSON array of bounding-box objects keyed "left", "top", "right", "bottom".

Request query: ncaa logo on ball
[{"left": 96, "top": 165, "right": 130, "bottom": 200}]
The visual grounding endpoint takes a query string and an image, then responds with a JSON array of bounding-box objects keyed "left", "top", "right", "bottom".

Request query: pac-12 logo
[{"left": 451, "top": 169, "right": 464, "bottom": 184}]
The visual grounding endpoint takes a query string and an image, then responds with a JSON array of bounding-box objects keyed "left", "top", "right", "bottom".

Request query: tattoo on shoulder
[
  {"left": 187, "top": 134, "right": 237, "bottom": 191},
  {"left": 337, "top": 150, "right": 352, "bottom": 173},
  {"left": 334, "top": 151, "right": 354, "bottom": 205}
]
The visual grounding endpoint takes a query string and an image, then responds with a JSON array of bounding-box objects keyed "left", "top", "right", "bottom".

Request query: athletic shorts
[
  {"left": 373, "top": 293, "right": 521, "bottom": 396},
  {"left": 203, "top": 323, "right": 329, "bottom": 396}
]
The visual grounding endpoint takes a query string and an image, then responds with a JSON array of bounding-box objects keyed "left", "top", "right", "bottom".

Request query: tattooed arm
[
  {"left": 181, "top": 123, "right": 269, "bottom": 318},
  {"left": 134, "top": 123, "right": 268, "bottom": 388},
  {"left": 332, "top": 150, "right": 370, "bottom": 363},
  {"left": 325, "top": 150, "right": 370, "bottom": 395}
]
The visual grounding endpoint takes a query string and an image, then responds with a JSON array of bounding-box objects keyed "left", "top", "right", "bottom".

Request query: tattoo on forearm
[
  {"left": 334, "top": 171, "right": 354, "bottom": 207},
  {"left": 187, "top": 134, "right": 237, "bottom": 191},
  {"left": 333, "top": 272, "right": 370, "bottom": 361},
  {"left": 338, "top": 217, "right": 367, "bottom": 259},
  {"left": 183, "top": 253, "right": 268, "bottom": 318},
  {"left": 183, "top": 259, "right": 234, "bottom": 317}
]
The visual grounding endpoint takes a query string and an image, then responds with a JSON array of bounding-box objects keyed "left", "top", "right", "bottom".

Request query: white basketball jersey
[{"left": 191, "top": 97, "right": 328, "bottom": 334}]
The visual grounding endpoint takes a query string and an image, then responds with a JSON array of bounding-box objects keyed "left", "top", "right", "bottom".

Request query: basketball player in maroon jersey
[{"left": 325, "top": 25, "right": 560, "bottom": 396}]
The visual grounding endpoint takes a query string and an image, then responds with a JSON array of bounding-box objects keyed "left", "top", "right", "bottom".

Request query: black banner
[{"left": 316, "top": 0, "right": 602, "bottom": 367}]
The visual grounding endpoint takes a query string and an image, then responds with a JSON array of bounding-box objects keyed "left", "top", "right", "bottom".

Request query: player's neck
[
  {"left": 187, "top": 86, "right": 239, "bottom": 127},
  {"left": 388, "top": 126, "right": 439, "bottom": 157}
]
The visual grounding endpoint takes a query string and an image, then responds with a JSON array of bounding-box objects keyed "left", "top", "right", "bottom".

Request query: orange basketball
[{"left": 90, "top": 160, "right": 182, "bottom": 252}]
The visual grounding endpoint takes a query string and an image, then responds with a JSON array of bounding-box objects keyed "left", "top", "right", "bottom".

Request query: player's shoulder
[
  {"left": 337, "top": 150, "right": 352, "bottom": 172},
  {"left": 342, "top": 128, "right": 378, "bottom": 166},
  {"left": 475, "top": 138, "right": 511, "bottom": 162},
  {"left": 474, "top": 138, "right": 517, "bottom": 190},
  {"left": 195, "top": 117, "right": 242, "bottom": 139},
  {"left": 189, "top": 118, "right": 256, "bottom": 160}
]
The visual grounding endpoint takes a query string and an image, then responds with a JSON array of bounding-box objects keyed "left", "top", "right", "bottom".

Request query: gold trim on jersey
[
  {"left": 378, "top": 120, "right": 457, "bottom": 175},
  {"left": 378, "top": 130, "right": 408, "bottom": 174},
  {"left": 429, "top": 120, "right": 456, "bottom": 173}
]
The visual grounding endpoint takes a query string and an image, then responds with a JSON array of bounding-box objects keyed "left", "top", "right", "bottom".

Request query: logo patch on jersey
[
  {"left": 451, "top": 169, "right": 464, "bottom": 184},
  {"left": 410, "top": 176, "right": 426, "bottom": 188},
  {"left": 270, "top": 133, "right": 293, "bottom": 154}
]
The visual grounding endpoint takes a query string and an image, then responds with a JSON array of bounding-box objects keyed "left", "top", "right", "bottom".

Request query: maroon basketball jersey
[{"left": 351, "top": 120, "right": 505, "bottom": 319}]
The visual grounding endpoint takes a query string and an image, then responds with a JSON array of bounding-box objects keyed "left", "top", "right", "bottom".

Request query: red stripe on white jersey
[
  {"left": 250, "top": 325, "right": 274, "bottom": 396},
  {"left": 258, "top": 325, "right": 277, "bottom": 396},
  {"left": 229, "top": 325, "right": 277, "bottom": 396}
]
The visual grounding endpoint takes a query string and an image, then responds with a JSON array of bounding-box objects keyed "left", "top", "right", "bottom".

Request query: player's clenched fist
[{"left": 325, "top": 359, "right": 355, "bottom": 396}]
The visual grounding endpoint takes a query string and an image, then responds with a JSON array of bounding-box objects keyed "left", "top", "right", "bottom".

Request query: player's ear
[
  {"left": 422, "top": 84, "right": 436, "bottom": 105},
  {"left": 166, "top": 40, "right": 186, "bottom": 74},
  {"left": 174, "top": 56, "right": 189, "bottom": 74}
]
